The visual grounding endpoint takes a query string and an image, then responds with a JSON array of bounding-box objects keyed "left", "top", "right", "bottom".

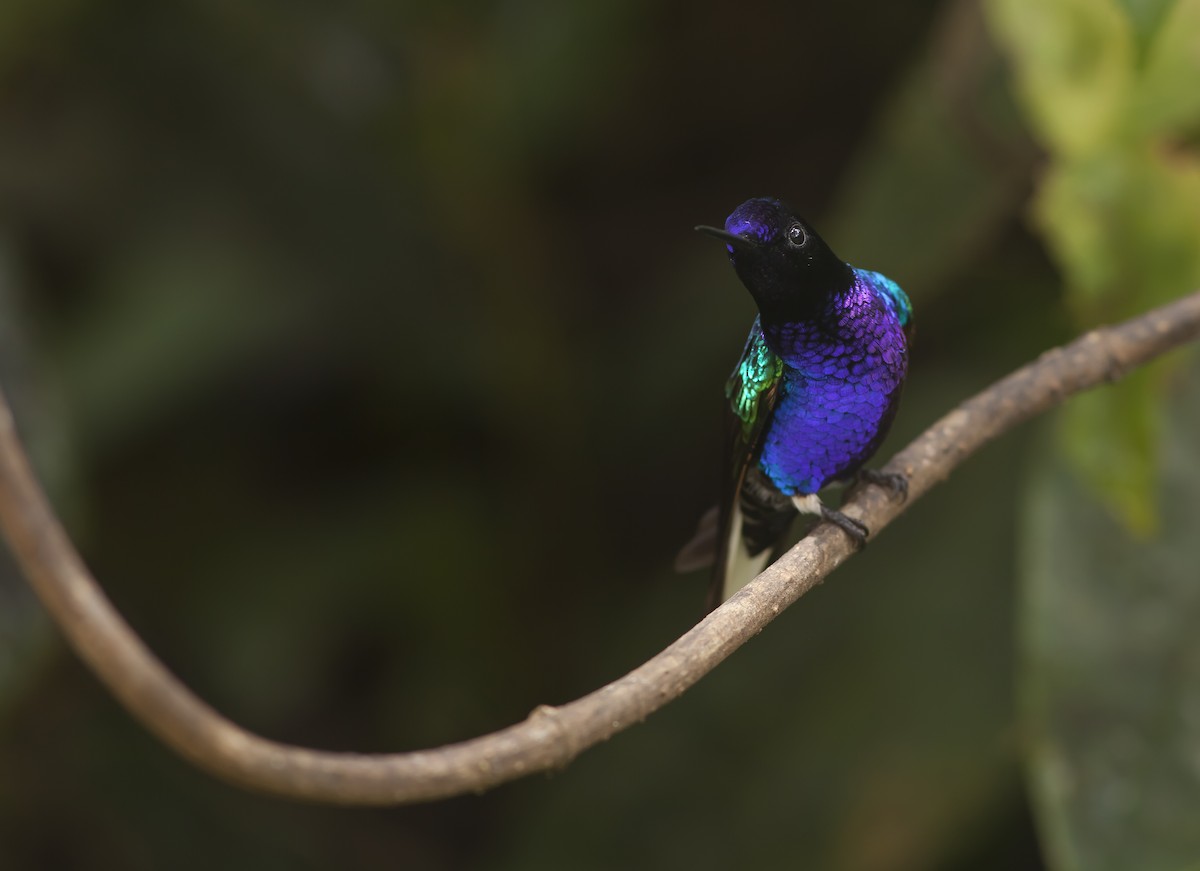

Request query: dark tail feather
[{"left": 675, "top": 505, "right": 719, "bottom": 573}]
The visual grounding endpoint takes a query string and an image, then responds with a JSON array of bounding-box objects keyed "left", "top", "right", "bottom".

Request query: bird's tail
[{"left": 707, "top": 500, "right": 772, "bottom": 610}]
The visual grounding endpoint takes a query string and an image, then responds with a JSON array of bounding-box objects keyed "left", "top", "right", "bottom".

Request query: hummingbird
[{"left": 677, "top": 197, "right": 913, "bottom": 610}]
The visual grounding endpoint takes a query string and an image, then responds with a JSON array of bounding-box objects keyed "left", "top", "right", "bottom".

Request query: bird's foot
[
  {"left": 791, "top": 494, "right": 869, "bottom": 549},
  {"left": 856, "top": 468, "right": 908, "bottom": 502},
  {"left": 820, "top": 505, "right": 869, "bottom": 549}
]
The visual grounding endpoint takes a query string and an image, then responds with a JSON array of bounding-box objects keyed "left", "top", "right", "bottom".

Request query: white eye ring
[{"left": 786, "top": 223, "right": 807, "bottom": 246}]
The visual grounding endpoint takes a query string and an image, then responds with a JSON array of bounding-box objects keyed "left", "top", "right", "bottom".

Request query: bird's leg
[
  {"left": 791, "top": 493, "right": 869, "bottom": 548},
  {"left": 855, "top": 467, "right": 909, "bottom": 502}
]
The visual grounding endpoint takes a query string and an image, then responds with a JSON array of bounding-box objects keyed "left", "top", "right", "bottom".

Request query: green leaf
[
  {"left": 1129, "top": 0, "right": 1200, "bottom": 138},
  {"left": 1032, "top": 146, "right": 1200, "bottom": 527},
  {"left": 1059, "top": 368, "right": 1161, "bottom": 534},
  {"left": 986, "top": 0, "right": 1134, "bottom": 156},
  {"left": 1033, "top": 145, "right": 1200, "bottom": 314},
  {"left": 1021, "top": 362, "right": 1200, "bottom": 871},
  {"left": 1113, "top": 0, "right": 1180, "bottom": 63},
  {"left": 989, "top": 0, "right": 1200, "bottom": 535}
]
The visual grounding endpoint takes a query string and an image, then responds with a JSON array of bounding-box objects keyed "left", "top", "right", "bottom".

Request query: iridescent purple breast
[{"left": 757, "top": 268, "right": 910, "bottom": 495}]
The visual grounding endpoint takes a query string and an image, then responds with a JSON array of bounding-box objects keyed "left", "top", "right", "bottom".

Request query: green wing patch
[{"left": 726, "top": 320, "right": 782, "bottom": 439}]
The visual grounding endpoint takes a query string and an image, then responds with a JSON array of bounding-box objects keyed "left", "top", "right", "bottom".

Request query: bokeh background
[{"left": 2, "top": 0, "right": 1199, "bottom": 869}]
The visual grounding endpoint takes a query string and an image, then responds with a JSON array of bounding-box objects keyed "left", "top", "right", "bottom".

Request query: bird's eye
[{"left": 786, "top": 223, "right": 807, "bottom": 247}]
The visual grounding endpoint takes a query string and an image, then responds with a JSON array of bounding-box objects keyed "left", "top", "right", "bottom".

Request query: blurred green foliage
[
  {"left": 987, "top": 0, "right": 1200, "bottom": 533},
  {"left": 988, "top": 0, "right": 1200, "bottom": 868},
  {"left": 1022, "top": 359, "right": 1200, "bottom": 871},
  {"left": 0, "top": 0, "right": 1196, "bottom": 869}
]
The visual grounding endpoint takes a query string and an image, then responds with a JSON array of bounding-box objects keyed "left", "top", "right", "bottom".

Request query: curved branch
[{"left": 2, "top": 291, "right": 1200, "bottom": 806}]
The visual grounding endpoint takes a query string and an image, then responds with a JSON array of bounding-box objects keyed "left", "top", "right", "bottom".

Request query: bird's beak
[{"left": 694, "top": 225, "right": 756, "bottom": 251}]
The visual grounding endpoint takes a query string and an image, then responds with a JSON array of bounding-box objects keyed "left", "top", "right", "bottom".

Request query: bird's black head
[{"left": 696, "top": 197, "right": 852, "bottom": 322}]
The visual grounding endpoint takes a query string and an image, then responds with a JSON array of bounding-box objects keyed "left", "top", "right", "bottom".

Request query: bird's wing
[{"left": 705, "top": 319, "right": 790, "bottom": 610}]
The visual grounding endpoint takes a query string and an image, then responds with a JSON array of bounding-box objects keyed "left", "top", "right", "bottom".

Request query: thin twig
[{"left": 1, "top": 290, "right": 1199, "bottom": 806}]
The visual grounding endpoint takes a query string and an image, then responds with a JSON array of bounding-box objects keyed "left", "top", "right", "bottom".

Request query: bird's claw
[
  {"left": 856, "top": 468, "right": 908, "bottom": 502},
  {"left": 820, "top": 505, "right": 869, "bottom": 549}
]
